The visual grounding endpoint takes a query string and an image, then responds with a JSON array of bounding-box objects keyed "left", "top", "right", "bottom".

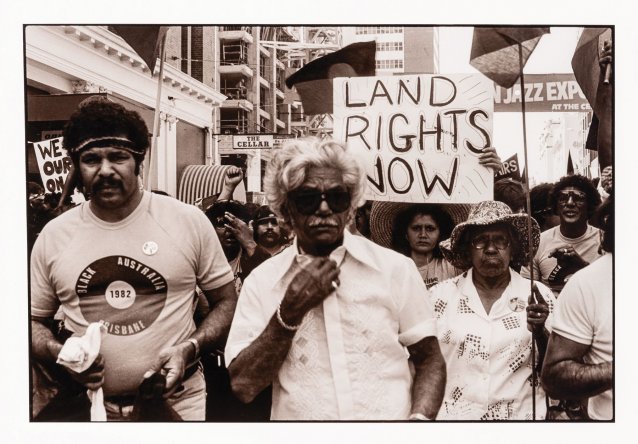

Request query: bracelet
[
  {"left": 409, "top": 413, "right": 432, "bottom": 421},
  {"left": 276, "top": 302, "right": 301, "bottom": 331},
  {"left": 186, "top": 337, "right": 200, "bottom": 359}
]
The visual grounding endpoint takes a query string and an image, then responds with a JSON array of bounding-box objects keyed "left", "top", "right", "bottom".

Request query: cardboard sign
[
  {"left": 333, "top": 74, "right": 494, "bottom": 203},
  {"left": 32, "top": 137, "right": 73, "bottom": 194}
]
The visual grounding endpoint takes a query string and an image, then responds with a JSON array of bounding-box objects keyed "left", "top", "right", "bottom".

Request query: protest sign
[
  {"left": 494, "top": 153, "right": 522, "bottom": 182},
  {"left": 333, "top": 74, "right": 494, "bottom": 203},
  {"left": 32, "top": 137, "right": 73, "bottom": 194}
]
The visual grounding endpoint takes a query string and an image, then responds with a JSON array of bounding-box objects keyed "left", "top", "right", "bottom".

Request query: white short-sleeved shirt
[
  {"left": 31, "top": 191, "right": 234, "bottom": 395},
  {"left": 553, "top": 254, "right": 613, "bottom": 420},
  {"left": 430, "top": 268, "right": 556, "bottom": 420},
  {"left": 225, "top": 230, "right": 437, "bottom": 420}
]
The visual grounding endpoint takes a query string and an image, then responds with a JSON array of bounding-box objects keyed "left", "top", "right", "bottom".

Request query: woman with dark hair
[{"left": 370, "top": 202, "right": 468, "bottom": 288}]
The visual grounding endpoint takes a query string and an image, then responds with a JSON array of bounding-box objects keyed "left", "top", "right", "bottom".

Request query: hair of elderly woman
[
  {"left": 391, "top": 204, "right": 454, "bottom": 259},
  {"left": 263, "top": 137, "right": 367, "bottom": 228}
]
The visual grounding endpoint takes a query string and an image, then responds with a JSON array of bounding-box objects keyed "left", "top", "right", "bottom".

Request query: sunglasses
[
  {"left": 288, "top": 188, "right": 351, "bottom": 215},
  {"left": 557, "top": 190, "right": 587, "bottom": 206},
  {"left": 471, "top": 234, "right": 511, "bottom": 250},
  {"left": 211, "top": 216, "right": 227, "bottom": 228}
]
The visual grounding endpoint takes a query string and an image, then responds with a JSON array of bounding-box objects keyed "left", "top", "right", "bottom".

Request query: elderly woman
[
  {"left": 370, "top": 202, "right": 467, "bottom": 288},
  {"left": 431, "top": 201, "right": 556, "bottom": 420},
  {"left": 225, "top": 137, "right": 446, "bottom": 420}
]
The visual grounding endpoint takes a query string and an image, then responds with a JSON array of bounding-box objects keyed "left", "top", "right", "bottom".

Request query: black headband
[{"left": 70, "top": 137, "right": 145, "bottom": 155}]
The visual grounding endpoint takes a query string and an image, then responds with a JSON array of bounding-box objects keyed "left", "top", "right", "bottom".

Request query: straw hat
[
  {"left": 439, "top": 200, "right": 540, "bottom": 269},
  {"left": 369, "top": 201, "right": 471, "bottom": 249}
]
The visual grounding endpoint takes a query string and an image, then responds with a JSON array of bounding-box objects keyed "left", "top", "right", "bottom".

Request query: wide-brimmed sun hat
[
  {"left": 439, "top": 200, "right": 540, "bottom": 270},
  {"left": 369, "top": 201, "right": 471, "bottom": 249}
]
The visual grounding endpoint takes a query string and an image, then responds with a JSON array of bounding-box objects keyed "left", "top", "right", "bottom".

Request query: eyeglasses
[
  {"left": 288, "top": 188, "right": 351, "bottom": 215},
  {"left": 557, "top": 190, "right": 587, "bottom": 206},
  {"left": 471, "top": 234, "right": 511, "bottom": 250}
]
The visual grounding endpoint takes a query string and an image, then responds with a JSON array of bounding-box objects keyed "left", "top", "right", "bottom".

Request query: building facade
[
  {"left": 25, "top": 25, "right": 304, "bottom": 200},
  {"left": 341, "top": 26, "right": 438, "bottom": 75}
]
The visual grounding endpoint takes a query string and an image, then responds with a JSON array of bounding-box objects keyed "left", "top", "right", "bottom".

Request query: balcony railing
[
  {"left": 221, "top": 87, "right": 248, "bottom": 100},
  {"left": 221, "top": 43, "right": 248, "bottom": 66},
  {"left": 220, "top": 120, "right": 249, "bottom": 134},
  {"left": 220, "top": 26, "right": 252, "bottom": 33}
]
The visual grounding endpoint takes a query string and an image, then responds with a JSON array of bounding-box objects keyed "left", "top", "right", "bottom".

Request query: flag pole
[
  {"left": 518, "top": 42, "right": 537, "bottom": 421},
  {"left": 145, "top": 32, "right": 168, "bottom": 191}
]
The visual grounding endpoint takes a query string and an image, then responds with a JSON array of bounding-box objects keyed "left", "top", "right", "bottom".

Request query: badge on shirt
[
  {"left": 142, "top": 241, "right": 159, "bottom": 256},
  {"left": 508, "top": 297, "right": 526, "bottom": 312}
]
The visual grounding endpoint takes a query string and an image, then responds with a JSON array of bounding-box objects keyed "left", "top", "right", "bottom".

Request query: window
[
  {"left": 375, "top": 59, "right": 404, "bottom": 69},
  {"left": 376, "top": 41, "right": 403, "bottom": 52},
  {"left": 355, "top": 26, "right": 403, "bottom": 35}
]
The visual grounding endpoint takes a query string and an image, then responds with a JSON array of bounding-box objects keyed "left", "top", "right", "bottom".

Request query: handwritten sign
[
  {"left": 32, "top": 137, "right": 73, "bottom": 194},
  {"left": 333, "top": 74, "right": 494, "bottom": 203}
]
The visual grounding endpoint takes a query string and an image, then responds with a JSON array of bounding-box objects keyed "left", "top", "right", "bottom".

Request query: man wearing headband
[
  {"left": 30, "top": 99, "right": 237, "bottom": 421},
  {"left": 224, "top": 137, "right": 446, "bottom": 420},
  {"left": 521, "top": 174, "right": 602, "bottom": 297},
  {"left": 252, "top": 205, "right": 289, "bottom": 256}
]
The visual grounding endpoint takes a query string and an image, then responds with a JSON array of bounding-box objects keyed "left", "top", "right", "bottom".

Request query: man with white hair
[{"left": 224, "top": 137, "right": 447, "bottom": 420}]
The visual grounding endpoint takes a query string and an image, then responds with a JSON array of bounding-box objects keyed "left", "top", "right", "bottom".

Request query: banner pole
[
  {"left": 145, "top": 33, "right": 168, "bottom": 191},
  {"left": 517, "top": 42, "right": 537, "bottom": 421}
]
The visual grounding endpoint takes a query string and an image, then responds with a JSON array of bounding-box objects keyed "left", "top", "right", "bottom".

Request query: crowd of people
[{"left": 29, "top": 98, "right": 613, "bottom": 421}]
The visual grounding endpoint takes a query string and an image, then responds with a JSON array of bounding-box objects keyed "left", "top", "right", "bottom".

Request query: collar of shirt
[
  {"left": 267, "top": 230, "right": 382, "bottom": 290},
  {"left": 460, "top": 268, "right": 528, "bottom": 319}
]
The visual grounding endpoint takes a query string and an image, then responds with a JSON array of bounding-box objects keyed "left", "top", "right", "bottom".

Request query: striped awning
[{"left": 178, "top": 164, "right": 246, "bottom": 205}]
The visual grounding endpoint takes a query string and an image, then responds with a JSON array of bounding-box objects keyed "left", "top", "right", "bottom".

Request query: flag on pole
[
  {"left": 109, "top": 26, "right": 170, "bottom": 73},
  {"left": 285, "top": 41, "right": 376, "bottom": 114},
  {"left": 567, "top": 150, "right": 575, "bottom": 175},
  {"left": 571, "top": 27, "right": 612, "bottom": 169},
  {"left": 494, "top": 153, "right": 523, "bottom": 183},
  {"left": 470, "top": 27, "right": 550, "bottom": 88}
]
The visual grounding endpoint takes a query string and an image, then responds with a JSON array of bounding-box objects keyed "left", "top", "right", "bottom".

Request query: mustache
[
  {"left": 309, "top": 221, "right": 339, "bottom": 227},
  {"left": 92, "top": 178, "right": 123, "bottom": 192}
]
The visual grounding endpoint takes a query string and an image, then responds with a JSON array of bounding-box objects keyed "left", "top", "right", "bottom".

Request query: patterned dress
[{"left": 430, "top": 268, "right": 556, "bottom": 420}]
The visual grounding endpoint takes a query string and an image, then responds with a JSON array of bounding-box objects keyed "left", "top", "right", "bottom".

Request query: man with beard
[
  {"left": 521, "top": 175, "right": 602, "bottom": 297},
  {"left": 30, "top": 99, "right": 237, "bottom": 421},
  {"left": 252, "top": 205, "right": 289, "bottom": 256}
]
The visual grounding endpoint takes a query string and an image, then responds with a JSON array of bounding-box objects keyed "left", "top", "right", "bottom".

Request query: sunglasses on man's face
[
  {"left": 288, "top": 188, "right": 351, "bottom": 215},
  {"left": 557, "top": 190, "right": 587, "bottom": 206}
]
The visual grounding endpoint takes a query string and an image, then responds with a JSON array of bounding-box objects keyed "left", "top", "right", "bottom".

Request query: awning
[{"left": 177, "top": 164, "right": 246, "bottom": 205}]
